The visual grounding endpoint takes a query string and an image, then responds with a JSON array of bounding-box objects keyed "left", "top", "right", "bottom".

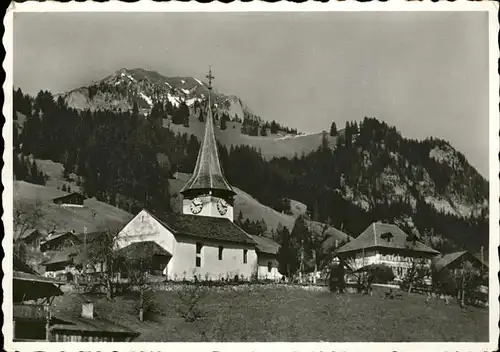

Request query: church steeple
[{"left": 180, "top": 67, "right": 235, "bottom": 199}]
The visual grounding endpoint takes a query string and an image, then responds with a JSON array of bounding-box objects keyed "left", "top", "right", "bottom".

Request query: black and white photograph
[{"left": 3, "top": 2, "right": 499, "bottom": 350}]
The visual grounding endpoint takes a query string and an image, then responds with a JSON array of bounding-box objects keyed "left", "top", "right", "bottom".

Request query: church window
[
  {"left": 243, "top": 249, "right": 248, "bottom": 264},
  {"left": 196, "top": 242, "right": 203, "bottom": 267},
  {"left": 267, "top": 261, "right": 272, "bottom": 272},
  {"left": 218, "top": 246, "right": 223, "bottom": 260},
  {"left": 196, "top": 242, "right": 203, "bottom": 254}
]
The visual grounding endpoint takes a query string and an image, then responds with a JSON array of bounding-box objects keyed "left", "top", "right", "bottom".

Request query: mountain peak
[{"left": 58, "top": 67, "right": 253, "bottom": 118}]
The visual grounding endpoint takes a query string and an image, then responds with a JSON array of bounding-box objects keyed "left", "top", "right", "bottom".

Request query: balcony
[{"left": 14, "top": 303, "right": 50, "bottom": 321}]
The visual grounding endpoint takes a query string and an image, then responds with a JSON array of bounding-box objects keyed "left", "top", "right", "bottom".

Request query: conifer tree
[
  {"left": 329, "top": 121, "right": 337, "bottom": 136},
  {"left": 260, "top": 125, "right": 267, "bottom": 137},
  {"left": 220, "top": 115, "right": 227, "bottom": 130}
]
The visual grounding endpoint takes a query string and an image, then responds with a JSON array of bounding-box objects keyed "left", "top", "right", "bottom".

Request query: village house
[
  {"left": 41, "top": 230, "right": 106, "bottom": 280},
  {"left": 52, "top": 192, "right": 86, "bottom": 207},
  {"left": 336, "top": 222, "right": 440, "bottom": 282},
  {"left": 249, "top": 235, "right": 282, "bottom": 281},
  {"left": 49, "top": 302, "right": 139, "bottom": 342},
  {"left": 13, "top": 255, "right": 64, "bottom": 341},
  {"left": 19, "top": 229, "right": 45, "bottom": 251},
  {"left": 13, "top": 255, "right": 139, "bottom": 342},
  {"left": 116, "top": 68, "right": 261, "bottom": 282},
  {"left": 432, "top": 250, "right": 487, "bottom": 276},
  {"left": 40, "top": 231, "right": 81, "bottom": 252}
]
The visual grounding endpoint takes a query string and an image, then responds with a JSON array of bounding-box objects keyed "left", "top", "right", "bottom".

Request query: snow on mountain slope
[
  {"left": 57, "top": 68, "right": 253, "bottom": 121},
  {"left": 167, "top": 117, "right": 336, "bottom": 160}
]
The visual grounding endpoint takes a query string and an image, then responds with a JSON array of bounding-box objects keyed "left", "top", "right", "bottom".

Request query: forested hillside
[{"left": 13, "top": 88, "right": 488, "bottom": 255}]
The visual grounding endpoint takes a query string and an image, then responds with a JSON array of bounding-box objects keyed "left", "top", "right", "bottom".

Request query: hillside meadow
[
  {"left": 51, "top": 285, "right": 489, "bottom": 342},
  {"left": 166, "top": 117, "right": 338, "bottom": 161}
]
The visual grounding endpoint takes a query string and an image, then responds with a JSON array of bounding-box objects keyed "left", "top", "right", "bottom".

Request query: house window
[
  {"left": 243, "top": 249, "right": 248, "bottom": 264},
  {"left": 196, "top": 257, "right": 201, "bottom": 267},
  {"left": 218, "top": 246, "right": 223, "bottom": 260},
  {"left": 267, "top": 261, "right": 272, "bottom": 273}
]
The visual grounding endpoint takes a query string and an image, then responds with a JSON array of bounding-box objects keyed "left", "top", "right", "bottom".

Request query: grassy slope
[
  {"left": 52, "top": 286, "right": 488, "bottom": 342},
  {"left": 166, "top": 118, "right": 337, "bottom": 160},
  {"left": 14, "top": 181, "right": 133, "bottom": 234}
]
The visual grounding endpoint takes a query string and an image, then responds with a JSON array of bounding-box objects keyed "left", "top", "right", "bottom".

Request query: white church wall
[
  {"left": 170, "top": 236, "right": 257, "bottom": 281},
  {"left": 256, "top": 256, "right": 282, "bottom": 281}
]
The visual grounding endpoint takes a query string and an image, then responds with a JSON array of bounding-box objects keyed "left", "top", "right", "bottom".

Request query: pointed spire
[{"left": 180, "top": 67, "right": 235, "bottom": 196}]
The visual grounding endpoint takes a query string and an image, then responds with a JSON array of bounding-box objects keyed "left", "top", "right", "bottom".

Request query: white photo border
[{"left": 3, "top": 1, "right": 499, "bottom": 352}]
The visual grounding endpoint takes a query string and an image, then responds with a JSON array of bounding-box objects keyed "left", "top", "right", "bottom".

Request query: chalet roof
[
  {"left": 20, "top": 228, "right": 44, "bottom": 240},
  {"left": 51, "top": 313, "right": 139, "bottom": 337},
  {"left": 41, "top": 248, "right": 78, "bottom": 266},
  {"left": 116, "top": 241, "right": 172, "bottom": 260},
  {"left": 41, "top": 231, "right": 79, "bottom": 244},
  {"left": 14, "top": 254, "right": 39, "bottom": 274},
  {"left": 14, "top": 271, "right": 66, "bottom": 285},
  {"left": 52, "top": 192, "right": 86, "bottom": 203},
  {"left": 433, "top": 251, "right": 487, "bottom": 271},
  {"left": 336, "top": 222, "right": 440, "bottom": 255},
  {"left": 249, "top": 235, "right": 280, "bottom": 255},
  {"left": 14, "top": 271, "right": 64, "bottom": 301},
  {"left": 13, "top": 256, "right": 64, "bottom": 300},
  {"left": 148, "top": 210, "right": 256, "bottom": 246},
  {"left": 179, "top": 80, "right": 235, "bottom": 196}
]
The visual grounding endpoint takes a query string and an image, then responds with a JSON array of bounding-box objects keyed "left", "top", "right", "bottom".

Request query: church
[{"left": 115, "top": 68, "right": 260, "bottom": 281}]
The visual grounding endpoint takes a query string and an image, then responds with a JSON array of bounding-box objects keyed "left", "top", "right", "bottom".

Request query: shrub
[
  {"left": 176, "top": 284, "right": 208, "bottom": 322},
  {"left": 369, "top": 264, "right": 395, "bottom": 284},
  {"left": 135, "top": 289, "right": 164, "bottom": 322},
  {"left": 328, "top": 263, "right": 346, "bottom": 293}
]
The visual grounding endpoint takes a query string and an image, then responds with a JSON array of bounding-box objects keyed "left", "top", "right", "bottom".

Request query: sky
[{"left": 14, "top": 11, "right": 490, "bottom": 177}]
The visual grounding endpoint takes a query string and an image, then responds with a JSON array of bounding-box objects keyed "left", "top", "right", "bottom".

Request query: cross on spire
[{"left": 206, "top": 66, "right": 215, "bottom": 90}]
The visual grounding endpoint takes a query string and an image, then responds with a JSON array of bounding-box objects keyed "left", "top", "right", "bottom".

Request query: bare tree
[
  {"left": 403, "top": 257, "right": 430, "bottom": 293},
  {"left": 13, "top": 200, "right": 44, "bottom": 241},
  {"left": 77, "top": 225, "right": 121, "bottom": 299},
  {"left": 456, "top": 258, "right": 480, "bottom": 307},
  {"left": 119, "top": 256, "right": 162, "bottom": 322}
]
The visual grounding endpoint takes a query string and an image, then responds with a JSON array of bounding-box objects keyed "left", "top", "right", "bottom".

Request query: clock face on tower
[
  {"left": 217, "top": 199, "right": 228, "bottom": 215},
  {"left": 190, "top": 198, "right": 203, "bottom": 214}
]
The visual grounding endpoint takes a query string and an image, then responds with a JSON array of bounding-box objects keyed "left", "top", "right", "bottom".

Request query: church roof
[
  {"left": 249, "top": 235, "right": 280, "bottom": 255},
  {"left": 116, "top": 241, "right": 172, "bottom": 260},
  {"left": 148, "top": 210, "right": 256, "bottom": 246},
  {"left": 336, "top": 222, "right": 440, "bottom": 255},
  {"left": 180, "top": 69, "right": 235, "bottom": 196}
]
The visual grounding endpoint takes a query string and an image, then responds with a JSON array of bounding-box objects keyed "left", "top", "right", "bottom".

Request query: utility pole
[
  {"left": 480, "top": 245, "right": 484, "bottom": 273},
  {"left": 313, "top": 250, "right": 317, "bottom": 285}
]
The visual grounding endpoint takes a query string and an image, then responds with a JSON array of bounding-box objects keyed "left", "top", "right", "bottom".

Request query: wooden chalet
[
  {"left": 41, "top": 230, "right": 108, "bottom": 280},
  {"left": 40, "top": 231, "right": 81, "bottom": 252},
  {"left": 52, "top": 192, "right": 86, "bottom": 206},
  {"left": 433, "top": 250, "right": 488, "bottom": 275},
  {"left": 13, "top": 255, "right": 64, "bottom": 341},
  {"left": 13, "top": 256, "right": 139, "bottom": 342},
  {"left": 19, "top": 229, "right": 45, "bottom": 251},
  {"left": 49, "top": 302, "right": 139, "bottom": 342}
]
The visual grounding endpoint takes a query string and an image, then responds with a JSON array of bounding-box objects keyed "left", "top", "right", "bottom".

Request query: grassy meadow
[{"left": 51, "top": 285, "right": 489, "bottom": 342}]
